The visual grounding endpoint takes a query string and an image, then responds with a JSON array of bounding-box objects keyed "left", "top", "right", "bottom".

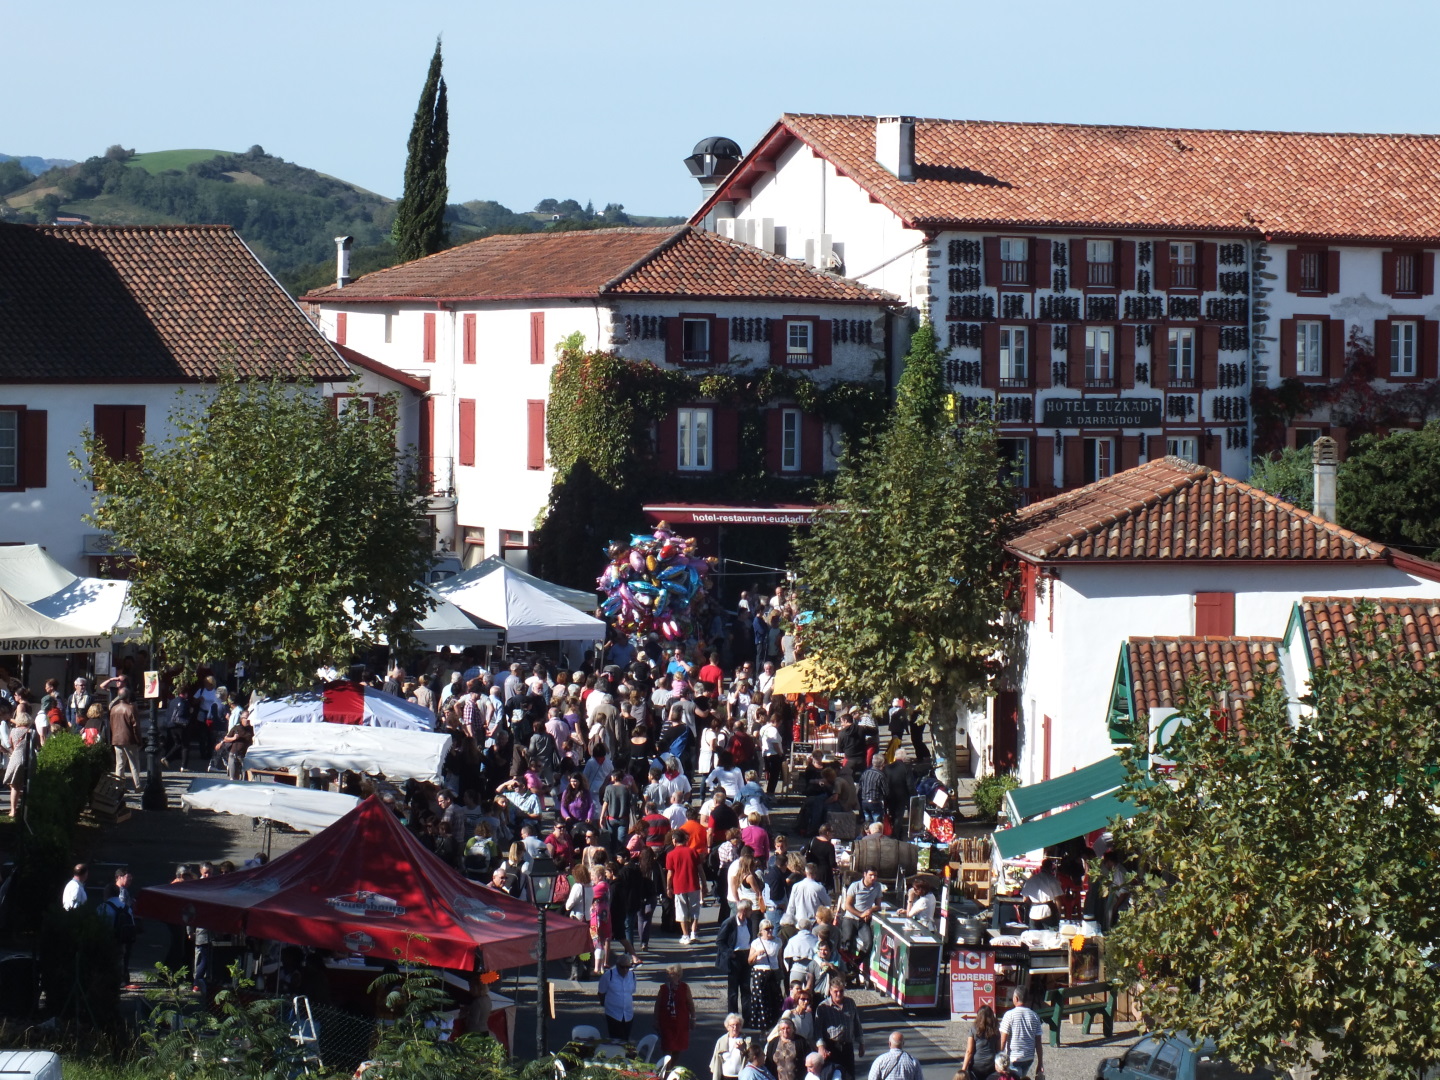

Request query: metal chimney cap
[{"left": 1311, "top": 435, "right": 1339, "bottom": 466}]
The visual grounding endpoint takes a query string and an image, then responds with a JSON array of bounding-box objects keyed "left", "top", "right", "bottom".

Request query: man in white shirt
[
  {"left": 998, "top": 988, "right": 1045, "bottom": 1076},
  {"left": 784, "top": 915, "right": 819, "bottom": 980},
  {"left": 759, "top": 715, "right": 785, "bottom": 795},
  {"left": 663, "top": 791, "right": 690, "bottom": 830},
  {"left": 757, "top": 662, "right": 776, "bottom": 698},
  {"left": 1019, "top": 860, "right": 1064, "bottom": 929},
  {"left": 784, "top": 863, "right": 832, "bottom": 925},
  {"left": 596, "top": 952, "right": 637, "bottom": 1039},
  {"left": 62, "top": 864, "right": 89, "bottom": 910},
  {"left": 657, "top": 757, "right": 691, "bottom": 804}
]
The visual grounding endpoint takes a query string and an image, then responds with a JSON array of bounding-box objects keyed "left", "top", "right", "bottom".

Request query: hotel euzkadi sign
[{"left": 1041, "top": 397, "right": 1163, "bottom": 427}]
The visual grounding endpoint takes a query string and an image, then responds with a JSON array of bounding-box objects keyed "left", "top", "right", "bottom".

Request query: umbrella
[{"left": 772, "top": 657, "right": 828, "bottom": 695}]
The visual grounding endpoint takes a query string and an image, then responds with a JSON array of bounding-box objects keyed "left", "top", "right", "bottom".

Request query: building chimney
[
  {"left": 1312, "top": 435, "right": 1339, "bottom": 523},
  {"left": 875, "top": 116, "right": 915, "bottom": 182},
  {"left": 684, "top": 137, "right": 743, "bottom": 196},
  {"left": 334, "top": 235, "right": 354, "bottom": 288}
]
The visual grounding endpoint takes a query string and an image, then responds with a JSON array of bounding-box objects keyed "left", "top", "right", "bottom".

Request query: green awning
[
  {"left": 1004, "top": 754, "right": 1128, "bottom": 822},
  {"left": 993, "top": 792, "right": 1140, "bottom": 860}
]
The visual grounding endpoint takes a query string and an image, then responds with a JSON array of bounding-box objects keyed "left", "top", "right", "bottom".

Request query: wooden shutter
[
  {"left": 335, "top": 312, "right": 347, "bottom": 346},
  {"left": 1153, "top": 240, "right": 1171, "bottom": 290},
  {"left": 1278, "top": 319, "right": 1297, "bottom": 378},
  {"left": 1286, "top": 250, "right": 1302, "bottom": 294},
  {"left": 1036, "top": 323, "right": 1052, "bottom": 388},
  {"left": 122, "top": 406, "right": 144, "bottom": 461},
  {"left": 770, "top": 319, "right": 787, "bottom": 365},
  {"left": 1019, "top": 561, "right": 1038, "bottom": 622},
  {"left": 801, "top": 414, "right": 824, "bottom": 474},
  {"left": 1033, "top": 239, "right": 1051, "bottom": 287},
  {"left": 1118, "top": 241, "right": 1136, "bottom": 290},
  {"left": 981, "top": 323, "right": 1000, "bottom": 387},
  {"left": 983, "top": 238, "right": 1002, "bottom": 287},
  {"left": 1203, "top": 437, "right": 1222, "bottom": 471},
  {"left": 1422, "top": 252, "right": 1436, "bottom": 296},
  {"left": 1063, "top": 436, "right": 1084, "bottom": 488},
  {"left": 1151, "top": 324, "right": 1168, "bottom": 388},
  {"left": 666, "top": 316, "right": 684, "bottom": 365},
  {"left": 462, "top": 314, "right": 476, "bottom": 364},
  {"left": 1424, "top": 320, "right": 1440, "bottom": 381},
  {"left": 1199, "top": 325, "right": 1220, "bottom": 388},
  {"left": 1070, "top": 239, "right": 1087, "bottom": 287},
  {"left": 815, "top": 318, "right": 833, "bottom": 366},
  {"left": 1200, "top": 242, "right": 1218, "bottom": 292},
  {"left": 765, "top": 409, "right": 784, "bottom": 472},
  {"left": 1118, "top": 325, "right": 1136, "bottom": 389},
  {"left": 1325, "top": 250, "right": 1341, "bottom": 295},
  {"left": 93, "top": 405, "right": 144, "bottom": 464},
  {"left": 1034, "top": 436, "right": 1054, "bottom": 490},
  {"left": 713, "top": 407, "right": 739, "bottom": 472},
  {"left": 1382, "top": 252, "right": 1397, "bottom": 297},
  {"left": 457, "top": 399, "right": 476, "bottom": 467},
  {"left": 526, "top": 400, "right": 545, "bottom": 470},
  {"left": 1375, "top": 319, "right": 1392, "bottom": 377},
  {"left": 1328, "top": 319, "right": 1348, "bottom": 379},
  {"left": 711, "top": 316, "right": 730, "bottom": 365},
  {"left": 1146, "top": 434, "right": 1165, "bottom": 463},
  {"left": 423, "top": 312, "right": 436, "bottom": 362},
  {"left": 20, "top": 410, "right": 46, "bottom": 489},
  {"left": 1120, "top": 435, "right": 1140, "bottom": 472},
  {"left": 419, "top": 397, "right": 434, "bottom": 490},
  {"left": 529, "top": 312, "right": 545, "bottom": 364},
  {"left": 1195, "top": 592, "right": 1235, "bottom": 636},
  {"left": 657, "top": 411, "right": 678, "bottom": 468},
  {"left": 1067, "top": 322, "right": 1085, "bottom": 375}
]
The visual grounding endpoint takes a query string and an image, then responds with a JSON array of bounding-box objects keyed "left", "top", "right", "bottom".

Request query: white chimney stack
[
  {"left": 876, "top": 116, "right": 916, "bottom": 182},
  {"left": 1312, "top": 435, "right": 1339, "bottom": 523},
  {"left": 335, "top": 235, "right": 354, "bottom": 288}
]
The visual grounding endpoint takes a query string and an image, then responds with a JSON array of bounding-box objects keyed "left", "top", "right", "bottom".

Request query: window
[
  {"left": 1169, "top": 242, "right": 1197, "bottom": 288},
  {"left": 1150, "top": 1043, "right": 1184, "bottom": 1080},
  {"left": 1391, "top": 320, "right": 1417, "bottom": 376},
  {"left": 682, "top": 318, "right": 711, "bottom": 363},
  {"left": 502, "top": 530, "right": 526, "bottom": 548},
  {"left": 786, "top": 320, "right": 814, "bottom": 365},
  {"left": 1167, "top": 436, "right": 1197, "bottom": 462},
  {"left": 0, "top": 411, "right": 15, "bottom": 488},
  {"left": 462, "top": 527, "right": 486, "bottom": 568},
  {"left": 998, "top": 438, "right": 1030, "bottom": 489},
  {"left": 999, "top": 326, "right": 1029, "bottom": 385},
  {"left": 1298, "top": 250, "right": 1322, "bottom": 293},
  {"left": 462, "top": 313, "right": 477, "bottom": 364},
  {"left": 1084, "top": 437, "right": 1114, "bottom": 483},
  {"left": 1086, "top": 239, "right": 1115, "bottom": 286},
  {"left": 1395, "top": 252, "right": 1417, "bottom": 294},
  {"left": 1168, "top": 328, "right": 1196, "bottom": 386},
  {"left": 93, "top": 405, "right": 145, "bottom": 464},
  {"left": 780, "top": 409, "right": 802, "bottom": 472},
  {"left": 1294, "top": 427, "right": 1323, "bottom": 450},
  {"left": 1124, "top": 1038, "right": 1162, "bottom": 1075},
  {"left": 1085, "top": 328, "right": 1114, "bottom": 386},
  {"left": 1296, "top": 320, "right": 1324, "bottom": 376},
  {"left": 677, "top": 407, "right": 712, "bottom": 470},
  {"left": 1000, "top": 237, "right": 1029, "bottom": 284},
  {"left": 336, "top": 394, "right": 377, "bottom": 419}
]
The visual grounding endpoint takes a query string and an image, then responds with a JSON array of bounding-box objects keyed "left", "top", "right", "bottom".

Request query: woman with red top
[{"left": 654, "top": 963, "right": 695, "bottom": 1054}]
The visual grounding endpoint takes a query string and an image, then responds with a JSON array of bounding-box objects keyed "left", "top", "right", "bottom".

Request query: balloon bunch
[{"left": 597, "top": 523, "right": 714, "bottom": 642}]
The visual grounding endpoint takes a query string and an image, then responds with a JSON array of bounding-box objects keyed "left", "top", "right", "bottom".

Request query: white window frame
[
  {"left": 1085, "top": 437, "right": 1114, "bottom": 483},
  {"left": 1087, "top": 239, "right": 1114, "bottom": 265},
  {"left": 786, "top": 320, "right": 814, "bottom": 365},
  {"left": 1296, "top": 320, "right": 1324, "bottom": 376},
  {"left": 780, "top": 409, "right": 802, "bottom": 472},
  {"left": 1170, "top": 242, "right": 1196, "bottom": 266},
  {"left": 1000, "top": 238, "right": 1028, "bottom": 262},
  {"left": 1391, "top": 320, "right": 1418, "bottom": 377},
  {"left": 999, "top": 326, "right": 1028, "bottom": 383},
  {"left": 677, "top": 407, "right": 713, "bottom": 471},
  {"left": 682, "top": 318, "right": 711, "bottom": 363},
  {"left": 0, "top": 410, "right": 16, "bottom": 488},
  {"left": 1166, "top": 436, "right": 1198, "bottom": 463},
  {"left": 1085, "top": 327, "right": 1114, "bottom": 385},
  {"left": 1169, "top": 328, "right": 1196, "bottom": 384},
  {"left": 998, "top": 437, "right": 1030, "bottom": 489}
]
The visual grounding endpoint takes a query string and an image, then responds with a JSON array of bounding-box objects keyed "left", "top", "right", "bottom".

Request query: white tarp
[
  {"left": 0, "top": 545, "right": 77, "bottom": 603},
  {"left": 30, "top": 577, "right": 137, "bottom": 637},
  {"left": 182, "top": 778, "right": 360, "bottom": 833},
  {"left": 250, "top": 688, "right": 435, "bottom": 730},
  {"left": 244, "top": 722, "right": 453, "bottom": 783},
  {"left": 0, "top": 587, "right": 110, "bottom": 653},
  {"left": 435, "top": 561, "right": 604, "bottom": 643},
  {"left": 447, "top": 557, "right": 597, "bottom": 612}
]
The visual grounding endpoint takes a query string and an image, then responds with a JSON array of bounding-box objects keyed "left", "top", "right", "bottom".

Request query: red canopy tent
[{"left": 136, "top": 795, "right": 588, "bottom": 970}]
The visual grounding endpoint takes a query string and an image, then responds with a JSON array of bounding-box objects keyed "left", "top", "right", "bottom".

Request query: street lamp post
[{"left": 530, "top": 855, "right": 558, "bottom": 1056}]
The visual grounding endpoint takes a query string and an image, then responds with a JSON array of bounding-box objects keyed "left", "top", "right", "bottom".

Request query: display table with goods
[{"left": 868, "top": 910, "right": 944, "bottom": 1009}]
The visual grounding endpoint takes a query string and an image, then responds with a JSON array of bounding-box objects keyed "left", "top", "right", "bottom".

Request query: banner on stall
[
  {"left": 949, "top": 948, "right": 996, "bottom": 1021},
  {"left": 0, "top": 636, "right": 109, "bottom": 654}
]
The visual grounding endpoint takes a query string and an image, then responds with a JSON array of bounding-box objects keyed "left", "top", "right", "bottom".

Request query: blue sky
[{"left": 9, "top": 0, "right": 1439, "bottom": 217}]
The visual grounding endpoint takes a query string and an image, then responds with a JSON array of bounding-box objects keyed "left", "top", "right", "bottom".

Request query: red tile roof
[
  {"left": 1127, "top": 636, "right": 1282, "bottom": 716},
  {"left": 0, "top": 224, "right": 350, "bottom": 381},
  {"left": 303, "top": 226, "right": 894, "bottom": 306},
  {"left": 700, "top": 114, "right": 1440, "bottom": 243},
  {"left": 1009, "top": 457, "right": 1400, "bottom": 565},
  {"left": 1295, "top": 596, "right": 1440, "bottom": 672}
]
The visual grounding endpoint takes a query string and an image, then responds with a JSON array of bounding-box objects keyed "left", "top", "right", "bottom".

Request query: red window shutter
[
  {"left": 765, "top": 409, "right": 784, "bottom": 472},
  {"left": 1286, "top": 250, "right": 1302, "bottom": 294},
  {"left": 1200, "top": 242, "right": 1218, "bottom": 292},
  {"left": 1033, "top": 239, "right": 1051, "bottom": 286},
  {"left": 769, "top": 318, "right": 787, "bottom": 365},
  {"left": 1423, "top": 320, "right": 1439, "bottom": 381},
  {"left": 981, "top": 323, "right": 1000, "bottom": 386},
  {"left": 713, "top": 407, "right": 739, "bottom": 472},
  {"left": 1422, "top": 252, "right": 1436, "bottom": 296},
  {"left": 1118, "top": 241, "right": 1136, "bottom": 290},
  {"left": 1375, "top": 319, "right": 1392, "bottom": 376},
  {"left": 1019, "top": 562, "right": 1038, "bottom": 622},
  {"left": 1070, "top": 239, "right": 1087, "bottom": 286},
  {"left": 983, "top": 238, "right": 1002, "bottom": 287},
  {"left": 1382, "top": 252, "right": 1397, "bottom": 297},
  {"left": 20, "top": 410, "right": 46, "bottom": 489},
  {"left": 526, "top": 400, "right": 545, "bottom": 470},
  {"left": 1146, "top": 434, "right": 1165, "bottom": 463},
  {"left": 422, "top": 312, "right": 436, "bottom": 362},
  {"left": 711, "top": 316, "right": 730, "bottom": 365},
  {"left": 463, "top": 314, "right": 476, "bottom": 364},
  {"left": 1035, "top": 323, "right": 1052, "bottom": 388},
  {"left": 1120, "top": 434, "right": 1140, "bottom": 472},
  {"left": 1203, "top": 437, "right": 1222, "bottom": 471},
  {"left": 1328, "top": 319, "right": 1348, "bottom": 379},
  {"left": 1279, "top": 319, "right": 1297, "bottom": 378},
  {"left": 329, "top": 395, "right": 341, "bottom": 418},
  {"left": 530, "top": 312, "right": 545, "bottom": 365},
  {"left": 1325, "top": 250, "right": 1341, "bottom": 295},
  {"left": 1067, "top": 322, "right": 1084, "bottom": 373},
  {"left": 419, "top": 397, "right": 434, "bottom": 490},
  {"left": 457, "top": 399, "right": 476, "bottom": 467},
  {"left": 1034, "top": 437, "right": 1054, "bottom": 489},
  {"left": 666, "top": 316, "right": 684, "bottom": 365},
  {"left": 93, "top": 405, "right": 121, "bottom": 461},
  {"left": 1151, "top": 324, "right": 1168, "bottom": 388},
  {"left": 1199, "top": 325, "right": 1219, "bottom": 388},
  {"left": 1153, "top": 241, "right": 1171, "bottom": 291},
  {"left": 657, "top": 411, "right": 678, "bottom": 468},
  {"left": 121, "top": 406, "right": 144, "bottom": 462},
  {"left": 801, "top": 414, "right": 825, "bottom": 474},
  {"left": 1063, "top": 436, "right": 1083, "bottom": 489},
  {"left": 335, "top": 311, "right": 347, "bottom": 346},
  {"left": 1195, "top": 591, "right": 1236, "bottom": 637},
  {"left": 1118, "top": 325, "right": 1136, "bottom": 389},
  {"left": 815, "top": 318, "right": 833, "bottom": 366}
]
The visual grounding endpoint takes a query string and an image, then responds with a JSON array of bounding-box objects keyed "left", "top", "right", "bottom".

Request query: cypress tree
[{"left": 392, "top": 38, "right": 449, "bottom": 263}]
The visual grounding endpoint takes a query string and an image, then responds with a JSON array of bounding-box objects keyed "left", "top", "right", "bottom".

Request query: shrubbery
[{"left": 972, "top": 771, "right": 1020, "bottom": 819}]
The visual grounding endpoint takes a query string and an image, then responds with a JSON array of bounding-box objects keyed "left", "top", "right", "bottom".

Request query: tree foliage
[
  {"left": 793, "top": 322, "right": 1016, "bottom": 784},
  {"left": 1246, "top": 445, "right": 1315, "bottom": 511},
  {"left": 1108, "top": 611, "right": 1440, "bottom": 1080},
  {"left": 1336, "top": 421, "right": 1440, "bottom": 559},
  {"left": 392, "top": 39, "right": 450, "bottom": 263},
  {"left": 77, "top": 375, "right": 433, "bottom": 690}
]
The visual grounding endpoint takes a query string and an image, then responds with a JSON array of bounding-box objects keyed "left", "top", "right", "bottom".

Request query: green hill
[{"left": 127, "top": 148, "right": 231, "bottom": 174}]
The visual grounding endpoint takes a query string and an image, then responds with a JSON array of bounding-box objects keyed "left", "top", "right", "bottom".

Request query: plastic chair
[
  {"left": 571, "top": 1024, "right": 602, "bottom": 1042},
  {"left": 656, "top": 1057, "right": 673, "bottom": 1080},
  {"left": 634, "top": 1034, "right": 659, "bottom": 1063},
  {"left": 553, "top": 1061, "right": 567, "bottom": 1080}
]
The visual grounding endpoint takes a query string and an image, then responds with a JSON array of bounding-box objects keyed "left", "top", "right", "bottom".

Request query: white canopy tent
[
  {"left": 0, "top": 544, "right": 138, "bottom": 637},
  {"left": 0, "top": 545, "right": 78, "bottom": 604},
  {"left": 251, "top": 686, "right": 435, "bottom": 731},
  {"left": 434, "top": 561, "right": 604, "bottom": 643},
  {"left": 454, "top": 556, "right": 598, "bottom": 612},
  {"left": 182, "top": 778, "right": 360, "bottom": 833},
  {"left": 0, "top": 587, "right": 110, "bottom": 654},
  {"left": 244, "top": 722, "right": 453, "bottom": 784}
]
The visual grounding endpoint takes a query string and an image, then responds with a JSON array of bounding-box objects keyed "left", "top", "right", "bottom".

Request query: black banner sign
[{"left": 1041, "top": 397, "right": 1162, "bottom": 427}]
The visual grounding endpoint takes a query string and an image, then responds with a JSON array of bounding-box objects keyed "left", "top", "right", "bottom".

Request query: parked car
[
  {"left": 1097, "top": 1033, "right": 1276, "bottom": 1080},
  {"left": 0, "top": 1051, "right": 61, "bottom": 1080}
]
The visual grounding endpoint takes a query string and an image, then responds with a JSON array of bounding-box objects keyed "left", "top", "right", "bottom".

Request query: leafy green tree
[
  {"left": 1109, "top": 612, "right": 1440, "bottom": 1080},
  {"left": 77, "top": 374, "right": 434, "bottom": 690},
  {"left": 534, "top": 198, "right": 559, "bottom": 213},
  {"left": 33, "top": 192, "right": 62, "bottom": 221},
  {"left": 793, "top": 322, "right": 1016, "bottom": 785},
  {"left": 1246, "top": 445, "right": 1315, "bottom": 511},
  {"left": 0, "top": 158, "right": 31, "bottom": 196},
  {"left": 391, "top": 38, "right": 450, "bottom": 263},
  {"left": 1336, "top": 421, "right": 1440, "bottom": 558}
]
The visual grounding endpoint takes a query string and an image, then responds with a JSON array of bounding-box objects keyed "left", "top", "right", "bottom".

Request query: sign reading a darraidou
[{"left": 1042, "top": 397, "right": 1163, "bottom": 427}]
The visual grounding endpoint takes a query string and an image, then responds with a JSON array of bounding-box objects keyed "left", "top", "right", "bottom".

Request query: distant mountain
[
  {"left": 1, "top": 146, "right": 687, "bottom": 296},
  {"left": 0, "top": 153, "right": 78, "bottom": 175}
]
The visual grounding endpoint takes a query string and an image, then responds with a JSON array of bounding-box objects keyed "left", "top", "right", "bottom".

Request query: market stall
[
  {"left": 244, "top": 722, "right": 452, "bottom": 784},
  {"left": 869, "top": 910, "right": 944, "bottom": 1009},
  {"left": 181, "top": 778, "right": 360, "bottom": 832},
  {"left": 435, "top": 560, "right": 604, "bottom": 644},
  {"left": 252, "top": 681, "right": 435, "bottom": 731}
]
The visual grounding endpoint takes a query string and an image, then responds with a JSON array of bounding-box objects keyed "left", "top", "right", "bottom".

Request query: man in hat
[{"left": 596, "top": 950, "right": 637, "bottom": 1039}]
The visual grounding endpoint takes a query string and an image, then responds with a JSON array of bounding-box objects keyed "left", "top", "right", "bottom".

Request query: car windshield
[{"left": 1126, "top": 1037, "right": 1164, "bottom": 1074}]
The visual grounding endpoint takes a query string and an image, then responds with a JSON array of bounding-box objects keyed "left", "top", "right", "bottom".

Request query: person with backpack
[{"left": 101, "top": 868, "right": 140, "bottom": 988}]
